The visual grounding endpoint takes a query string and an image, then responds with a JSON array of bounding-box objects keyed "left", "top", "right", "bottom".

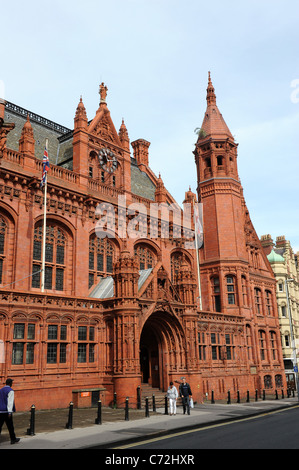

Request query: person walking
[
  {"left": 0, "top": 378, "right": 20, "bottom": 444},
  {"left": 167, "top": 382, "right": 178, "bottom": 416},
  {"left": 179, "top": 377, "right": 192, "bottom": 415}
]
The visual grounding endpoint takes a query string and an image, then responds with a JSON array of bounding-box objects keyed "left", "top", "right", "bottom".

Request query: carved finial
[
  {"left": 207, "top": 71, "right": 216, "bottom": 105},
  {"left": 99, "top": 82, "right": 108, "bottom": 104}
]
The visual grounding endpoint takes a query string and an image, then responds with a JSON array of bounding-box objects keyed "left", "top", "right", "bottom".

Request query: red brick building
[{"left": 0, "top": 77, "right": 286, "bottom": 411}]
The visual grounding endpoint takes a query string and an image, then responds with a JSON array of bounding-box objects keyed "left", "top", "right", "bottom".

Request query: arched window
[
  {"left": 264, "top": 375, "right": 272, "bottom": 389},
  {"left": 170, "top": 252, "right": 191, "bottom": 283},
  {"left": 134, "top": 244, "right": 155, "bottom": 271},
  {"left": 0, "top": 217, "right": 7, "bottom": 284},
  {"left": 217, "top": 155, "right": 223, "bottom": 166},
  {"left": 241, "top": 276, "right": 248, "bottom": 306},
  {"left": 205, "top": 157, "right": 211, "bottom": 168},
  {"left": 265, "top": 290, "right": 273, "bottom": 315},
  {"left": 270, "top": 331, "right": 278, "bottom": 360},
  {"left": 226, "top": 275, "right": 237, "bottom": 305},
  {"left": 275, "top": 374, "right": 283, "bottom": 388},
  {"left": 171, "top": 252, "right": 183, "bottom": 283},
  {"left": 246, "top": 324, "right": 253, "bottom": 361},
  {"left": 254, "top": 288, "right": 262, "bottom": 314},
  {"left": 259, "top": 330, "right": 267, "bottom": 361},
  {"left": 89, "top": 235, "right": 116, "bottom": 288},
  {"left": 32, "top": 224, "right": 68, "bottom": 291},
  {"left": 211, "top": 276, "right": 221, "bottom": 312}
]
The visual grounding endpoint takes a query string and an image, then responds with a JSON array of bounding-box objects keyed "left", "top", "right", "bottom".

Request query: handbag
[{"left": 190, "top": 397, "right": 194, "bottom": 408}]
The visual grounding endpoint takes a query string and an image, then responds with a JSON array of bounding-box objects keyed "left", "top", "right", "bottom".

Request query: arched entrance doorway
[
  {"left": 139, "top": 310, "right": 186, "bottom": 391},
  {"left": 140, "top": 324, "right": 160, "bottom": 387}
]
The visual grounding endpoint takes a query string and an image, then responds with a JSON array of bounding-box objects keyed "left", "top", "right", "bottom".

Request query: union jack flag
[{"left": 41, "top": 145, "right": 50, "bottom": 187}]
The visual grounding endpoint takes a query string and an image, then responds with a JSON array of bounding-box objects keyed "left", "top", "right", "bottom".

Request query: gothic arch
[
  {"left": 0, "top": 201, "right": 18, "bottom": 225},
  {"left": 34, "top": 213, "right": 76, "bottom": 238},
  {"left": 134, "top": 240, "right": 159, "bottom": 271},
  {"left": 0, "top": 204, "right": 17, "bottom": 287},
  {"left": 46, "top": 314, "right": 60, "bottom": 322},
  {"left": 11, "top": 311, "right": 27, "bottom": 321},
  {"left": 170, "top": 248, "right": 193, "bottom": 283},
  {"left": 134, "top": 238, "right": 161, "bottom": 258},
  {"left": 31, "top": 217, "right": 74, "bottom": 293},
  {"left": 170, "top": 247, "right": 194, "bottom": 265},
  {"left": 139, "top": 309, "right": 187, "bottom": 390},
  {"left": 88, "top": 231, "right": 120, "bottom": 289},
  {"left": 60, "top": 314, "right": 74, "bottom": 323},
  {"left": 28, "top": 313, "right": 43, "bottom": 322},
  {"left": 89, "top": 227, "right": 121, "bottom": 251}
]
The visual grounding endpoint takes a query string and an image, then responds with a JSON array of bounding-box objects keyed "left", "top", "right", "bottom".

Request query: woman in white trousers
[{"left": 167, "top": 382, "right": 178, "bottom": 415}]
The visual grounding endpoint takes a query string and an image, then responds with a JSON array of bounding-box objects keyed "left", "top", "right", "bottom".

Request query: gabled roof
[{"left": 88, "top": 103, "right": 122, "bottom": 148}]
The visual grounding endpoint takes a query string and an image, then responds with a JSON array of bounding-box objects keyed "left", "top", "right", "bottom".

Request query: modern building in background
[
  {"left": 0, "top": 77, "right": 286, "bottom": 411},
  {"left": 261, "top": 234, "right": 299, "bottom": 389}
]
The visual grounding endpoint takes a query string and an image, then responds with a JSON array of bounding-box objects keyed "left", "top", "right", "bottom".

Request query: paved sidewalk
[{"left": 0, "top": 397, "right": 298, "bottom": 449}]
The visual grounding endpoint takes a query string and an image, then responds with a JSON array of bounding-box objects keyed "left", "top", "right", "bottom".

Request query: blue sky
[{"left": 1, "top": 0, "right": 299, "bottom": 251}]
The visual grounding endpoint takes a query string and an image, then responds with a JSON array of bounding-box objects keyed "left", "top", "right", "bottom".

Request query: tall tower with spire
[
  {"left": 194, "top": 73, "right": 275, "bottom": 317},
  {"left": 194, "top": 74, "right": 286, "bottom": 394}
]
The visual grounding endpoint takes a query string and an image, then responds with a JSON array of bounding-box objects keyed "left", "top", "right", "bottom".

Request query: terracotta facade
[{"left": 0, "top": 78, "right": 286, "bottom": 411}]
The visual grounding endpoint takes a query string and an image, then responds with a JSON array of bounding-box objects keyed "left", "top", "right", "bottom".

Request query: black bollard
[
  {"left": 152, "top": 394, "right": 156, "bottom": 412},
  {"left": 113, "top": 392, "right": 117, "bottom": 409},
  {"left": 164, "top": 395, "right": 168, "bottom": 415},
  {"left": 26, "top": 404, "right": 35, "bottom": 436},
  {"left": 95, "top": 400, "right": 102, "bottom": 425},
  {"left": 66, "top": 401, "right": 74, "bottom": 429},
  {"left": 255, "top": 389, "right": 258, "bottom": 401},
  {"left": 262, "top": 389, "right": 265, "bottom": 400},
  {"left": 227, "top": 390, "right": 231, "bottom": 404},
  {"left": 275, "top": 389, "right": 278, "bottom": 400},
  {"left": 137, "top": 386, "right": 141, "bottom": 410},
  {"left": 145, "top": 397, "right": 149, "bottom": 417},
  {"left": 211, "top": 390, "right": 215, "bottom": 404},
  {"left": 237, "top": 390, "right": 240, "bottom": 403},
  {"left": 281, "top": 389, "right": 284, "bottom": 399},
  {"left": 125, "top": 397, "right": 129, "bottom": 421},
  {"left": 246, "top": 390, "right": 250, "bottom": 403}
]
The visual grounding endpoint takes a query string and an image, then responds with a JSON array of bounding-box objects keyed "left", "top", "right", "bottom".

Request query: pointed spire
[
  {"left": 19, "top": 114, "right": 35, "bottom": 156},
  {"left": 207, "top": 71, "right": 216, "bottom": 106},
  {"left": 198, "top": 72, "right": 234, "bottom": 140},
  {"left": 118, "top": 118, "right": 130, "bottom": 152},
  {"left": 155, "top": 172, "right": 167, "bottom": 203},
  {"left": 74, "top": 96, "right": 88, "bottom": 129}
]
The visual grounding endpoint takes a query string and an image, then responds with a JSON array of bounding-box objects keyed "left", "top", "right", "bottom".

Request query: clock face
[{"left": 98, "top": 148, "right": 118, "bottom": 173}]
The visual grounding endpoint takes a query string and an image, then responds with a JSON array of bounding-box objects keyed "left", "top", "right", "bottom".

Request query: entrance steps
[{"left": 141, "top": 383, "right": 166, "bottom": 408}]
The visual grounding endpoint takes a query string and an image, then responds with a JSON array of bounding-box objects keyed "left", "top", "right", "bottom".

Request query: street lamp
[{"left": 285, "top": 278, "right": 299, "bottom": 401}]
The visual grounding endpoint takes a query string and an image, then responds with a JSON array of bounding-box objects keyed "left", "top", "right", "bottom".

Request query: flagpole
[
  {"left": 195, "top": 222, "right": 202, "bottom": 310},
  {"left": 194, "top": 202, "right": 203, "bottom": 310},
  {"left": 41, "top": 139, "right": 48, "bottom": 293}
]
